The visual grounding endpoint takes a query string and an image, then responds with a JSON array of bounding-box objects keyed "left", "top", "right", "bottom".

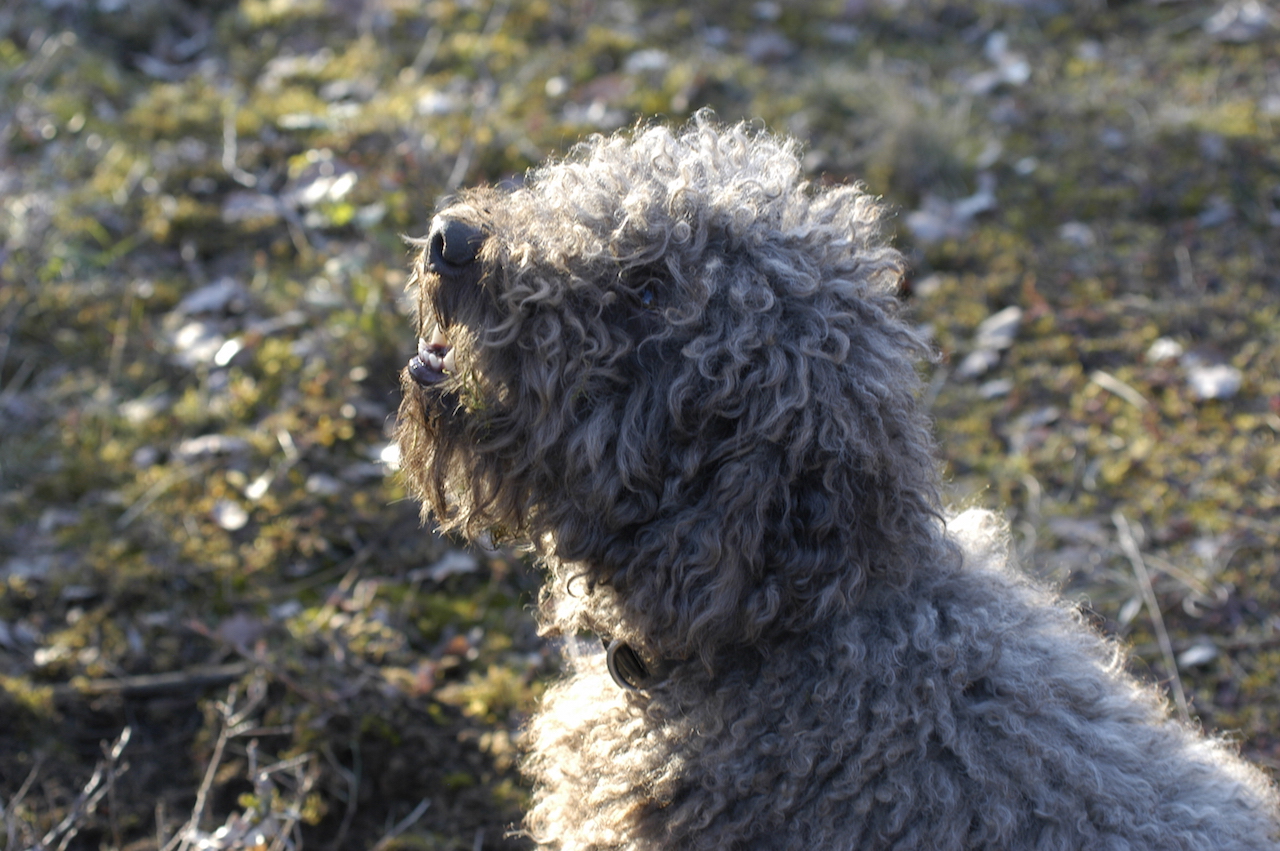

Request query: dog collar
[{"left": 602, "top": 637, "right": 668, "bottom": 693}]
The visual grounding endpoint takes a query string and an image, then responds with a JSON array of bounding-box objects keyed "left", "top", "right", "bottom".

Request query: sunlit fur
[{"left": 396, "top": 115, "right": 1280, "bottom": 850}]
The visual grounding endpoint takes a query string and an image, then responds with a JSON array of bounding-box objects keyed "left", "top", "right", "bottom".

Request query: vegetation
[{"left": 1, "top": 0, "right": 1277, "bottom": 847}]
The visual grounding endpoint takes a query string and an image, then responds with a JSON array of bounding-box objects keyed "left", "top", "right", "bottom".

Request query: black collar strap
[{"left": 603, "top": 637, "right": 668, "bottom": 693}]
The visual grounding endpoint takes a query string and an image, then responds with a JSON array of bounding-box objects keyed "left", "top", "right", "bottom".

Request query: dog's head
[{"left": 396, "top": 116, "right": 947, "bottom": 666}]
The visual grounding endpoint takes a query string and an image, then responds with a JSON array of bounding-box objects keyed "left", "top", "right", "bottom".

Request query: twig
[
  {"left": 162, "top": 681, "right": 268, "bottom": 851},
  {"left": 482, "top": 0, "right": 511, "bottom": 36},
  {"left": 1141, "top": 551, "right": 1218, "bottom": 602},
  {"left": 259, "top": 754, "right": 314, "bottom": 777},
  {"left": 170, "top": 713, "right": 231, "bottom": 851},
  {"left": 3, "top": 755, "right": 44, "bottom": 849},
  {"left": 1089, "top": 369, "right": 1149, "bottom": 410},
  {"left": 443, "top": 0, "right": 508, "bottom": 192},
  {"left": 922, "top": 365, "right": 949, "bottom": 411},
  {"left": 409, "top": 27, "right": 443, "bottom": 77},
  {"left": 278, "top": 202, "right": 313, "bottom": 261},
  {"left": 52, "top": 662, "right": 251, "bottom": 700},
  {"left": 222, "top": 94, "right": 258, "bottom": 188},
  {"left": 260, "top": 754, "right": 319, "bottom": 851},
  {"left": 321, "top": 742, "right": 361, "bottom": 851},
  {"left": 446, "top": 137, "right": 476, "bottom": 192},
  {"left": 105, "top": 729, "right": 131, "bottom": 850},
  {"left": 0, "top": 356, "right": 34, "bottom": 404},
  {"left": 1131, "top": 630, "right": 1280, "bottom": 658},
  {"left": 1113, "top": 511, "right": 1190, "bottom": 724},
  {"left": 156, "top": 800, "right": 169, "bottom": 851},
  {"left": 106, "top": 286, "right": 136, "bottom": 390},
  {"left": 0, "top": 299, "right": 25, "bottom": 380},
  {"left": 1174, "top": 243, "right": 1197, "bottom": 292},
  {"left": 38, "top": 728, "right": 131, "bottom": 851},
  {"left": 116, "top": 464, "right": 206, "bottom": 529},
  {"left": 368, "top": 799, "right": 432, "bottom": 851}
]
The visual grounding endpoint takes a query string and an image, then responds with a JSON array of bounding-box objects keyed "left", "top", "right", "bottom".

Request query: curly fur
[{"left": 396, "top": 115, "right": 1280, "bottom": 849}]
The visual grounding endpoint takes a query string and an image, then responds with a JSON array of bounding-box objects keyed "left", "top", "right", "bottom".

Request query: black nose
[{"left": 427, "top": 217, "right": 485, "bottom": 272}]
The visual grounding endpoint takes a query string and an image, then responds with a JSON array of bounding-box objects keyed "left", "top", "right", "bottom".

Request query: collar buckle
[{"left": 604, "top": 638, "right": 663, "bottom": 693}]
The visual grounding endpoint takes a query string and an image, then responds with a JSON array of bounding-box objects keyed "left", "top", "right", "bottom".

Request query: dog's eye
[{"left": 639, "top": 288, "right": 656, "bottom": 309}]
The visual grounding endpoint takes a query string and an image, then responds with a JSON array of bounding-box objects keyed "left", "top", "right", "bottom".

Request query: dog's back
[{"left": 523, "top": 511, "right": 1279, "bottom": 850}]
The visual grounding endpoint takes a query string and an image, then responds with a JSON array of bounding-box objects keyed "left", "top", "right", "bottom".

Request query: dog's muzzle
[{"left": 407, "top": 216, "right": 486, "bottom": 387}]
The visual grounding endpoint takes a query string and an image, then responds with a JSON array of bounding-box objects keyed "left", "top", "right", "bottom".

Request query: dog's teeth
[
  {"left": 408, "top": 334, "right": 455, "bottom": 385},
  {"left": 429, "top": 325, "right": 449, "bottom": 347}
]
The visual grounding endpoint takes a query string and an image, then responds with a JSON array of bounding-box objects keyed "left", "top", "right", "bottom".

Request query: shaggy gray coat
[{"left": 396, "top": 116, "right": 1280, "bottom": 850}]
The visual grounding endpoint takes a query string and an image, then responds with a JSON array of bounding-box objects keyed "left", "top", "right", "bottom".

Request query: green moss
[{"left": 0, "top": 676, "right": 57, "bottom": 718}]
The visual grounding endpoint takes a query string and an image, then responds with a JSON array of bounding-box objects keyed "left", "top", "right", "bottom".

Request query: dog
[{"left": 395, "top": 115, "right": 1280, "bottom": 849}]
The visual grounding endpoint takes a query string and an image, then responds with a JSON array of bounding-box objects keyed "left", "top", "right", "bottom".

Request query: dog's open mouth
[{"left": 408, "top": 325, "right": 455, "bottom": 386}]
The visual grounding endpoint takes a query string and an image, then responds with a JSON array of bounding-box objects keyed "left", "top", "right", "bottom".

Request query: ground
[{"left": 1, "top": 0, "right": 1278, "bottom": 848}]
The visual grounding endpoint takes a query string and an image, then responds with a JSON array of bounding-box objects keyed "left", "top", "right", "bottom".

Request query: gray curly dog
[{"left": 396, "top": 116, "right": 1280, "bottom": 850}]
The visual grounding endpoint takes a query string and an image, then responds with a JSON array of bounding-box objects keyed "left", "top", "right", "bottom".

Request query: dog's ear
[{"left": 543, "top": 292, "right": 949, "bottom": 669}]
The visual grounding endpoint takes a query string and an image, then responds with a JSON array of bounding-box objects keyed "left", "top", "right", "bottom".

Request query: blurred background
[{"left": 1, "top": 0, "right": 1278, "bottom": 847}]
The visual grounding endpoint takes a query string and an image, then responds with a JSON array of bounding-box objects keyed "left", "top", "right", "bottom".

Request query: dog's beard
[
  {"left": 394, "top": 371, "right": 458, "bottom": 520},
  {"left": 394, "top": 347, "right": 532, "bottom": 542}
]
